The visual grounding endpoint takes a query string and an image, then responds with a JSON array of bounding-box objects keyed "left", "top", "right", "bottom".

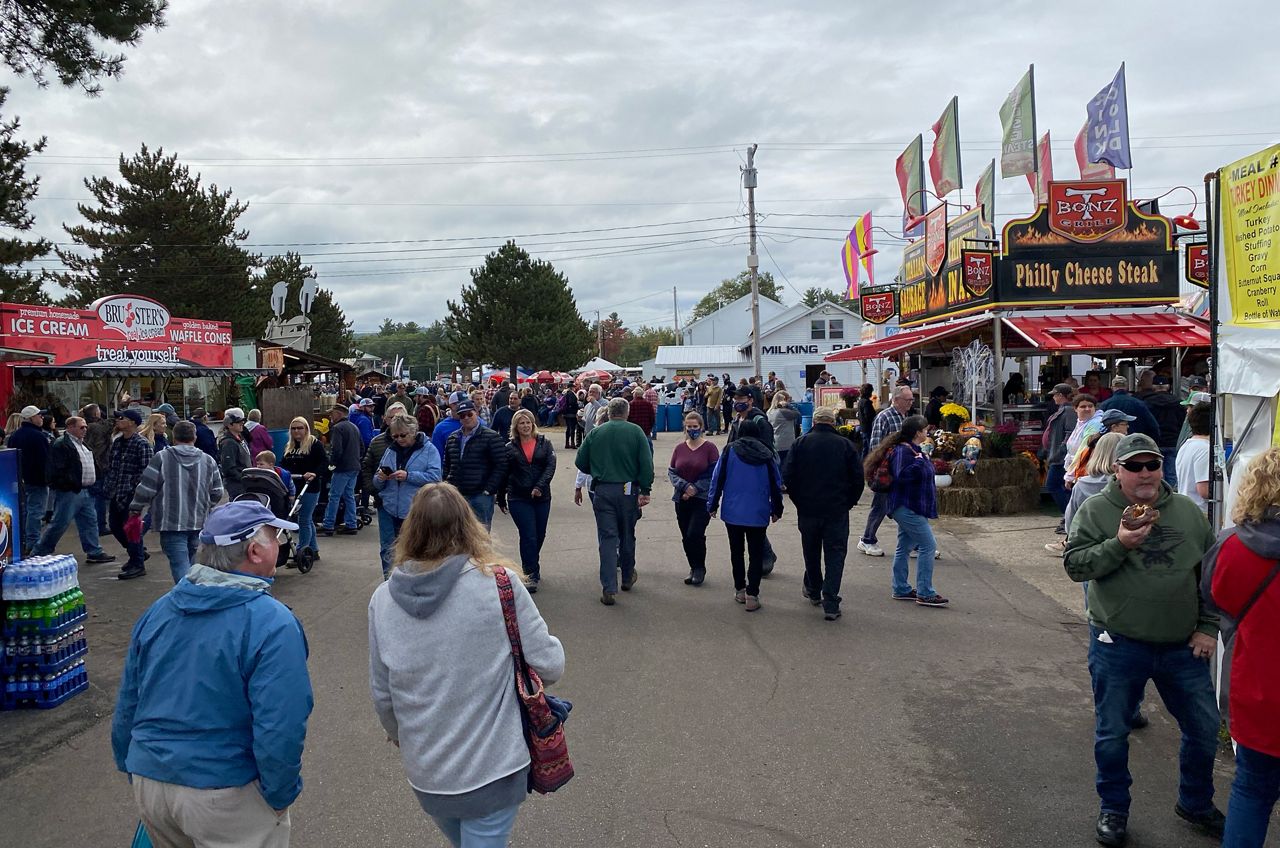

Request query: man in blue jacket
[
  {"left": 1099, "top": 375, "right": 1159, "bottom": 440},
  {"left": 112, "top": 500, "right": 313, "bottom": 848},
  {"left": 350, "top": 397, "right": 376, "bottom": 448},
  {"left": 6, "top": 405, "right": 51, "bottom": 553}
]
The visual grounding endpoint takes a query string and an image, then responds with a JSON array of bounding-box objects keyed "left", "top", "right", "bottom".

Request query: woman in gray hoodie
[{"left": 368, "top": 483, "right": 565, "bottom": 846}]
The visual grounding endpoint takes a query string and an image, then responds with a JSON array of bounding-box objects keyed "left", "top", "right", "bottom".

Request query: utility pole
[
  {"left": 595, "top": 309, "right": 603, "bottom": 359},
  {"left": 743, "top": 143, "right": 761, "bottom": 379},
  {"left": 672, "top": 287, "right": 680, "bottom": 345}
]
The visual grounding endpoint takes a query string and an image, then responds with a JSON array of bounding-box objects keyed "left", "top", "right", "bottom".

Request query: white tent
[{"left": 573, "top": 356, "right": 624, "bottom": 373}]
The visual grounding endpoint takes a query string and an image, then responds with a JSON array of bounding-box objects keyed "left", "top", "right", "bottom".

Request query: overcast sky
[{"left": 6, "top": 0, "right": 1276, "bottom": 333}]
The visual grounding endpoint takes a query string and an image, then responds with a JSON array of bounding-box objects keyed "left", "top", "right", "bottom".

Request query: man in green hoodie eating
[{"left": 1064, "top": 432, "right": 1223, "bottom": 847}]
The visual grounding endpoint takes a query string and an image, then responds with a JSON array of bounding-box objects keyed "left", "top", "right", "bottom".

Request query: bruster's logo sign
[
  {"left": 859, "top": 290, "right": 896, "bottom": 325},
  {"left": 1048, "top": 179, "right": 1127, "bottom": 243},
  {"left": 92, "top": 295, "right": 171, "bottom": 342}
]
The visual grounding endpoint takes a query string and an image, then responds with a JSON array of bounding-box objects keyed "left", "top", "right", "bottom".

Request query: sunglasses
[
  {"left": 391, "top": 432, "right": 412, "bottom": 440},
  {"left": 1120, "top": 459, "right": 1162, "bottom": 473}
]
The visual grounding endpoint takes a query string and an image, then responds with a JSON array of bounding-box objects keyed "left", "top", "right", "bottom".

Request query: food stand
[{"left": 0, "top": 295, "right": 265, "bottom": 420}]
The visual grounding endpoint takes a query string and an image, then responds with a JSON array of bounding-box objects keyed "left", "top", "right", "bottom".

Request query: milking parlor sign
[{"left": 0, "top": 295, "right": 233, "bottom": 368}]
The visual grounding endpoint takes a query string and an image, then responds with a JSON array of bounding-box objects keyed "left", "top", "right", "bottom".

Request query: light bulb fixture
[{"left": 1149, "top": 185, "right": 1201, "bottom": 231}]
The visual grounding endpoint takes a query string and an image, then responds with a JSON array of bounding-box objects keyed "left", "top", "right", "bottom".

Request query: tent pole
[
  {"left": 1205, "top": 171, "right": 1221, "bottom": 530},
  {"left": 992, "top": 314, "right": 1004, "bottom": 421}
]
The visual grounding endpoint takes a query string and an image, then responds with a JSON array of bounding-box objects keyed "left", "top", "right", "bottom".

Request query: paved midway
[{"left": 0, "top": 434, "right": 1262, "bottom": 847}]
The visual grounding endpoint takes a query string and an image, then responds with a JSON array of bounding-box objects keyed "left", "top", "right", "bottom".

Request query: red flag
[
  {"left": 928, "top": 96, "right": 962, "bottom": 197},
  {"left": 1025, "top": 131, "right": 1054, "bottom": 204},
  {"left": 1075, "top": 122, "right": 1115, "bottom": 181}
]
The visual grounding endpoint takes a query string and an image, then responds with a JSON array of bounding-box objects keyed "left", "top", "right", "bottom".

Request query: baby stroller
[{"left": 238, "top": 468, "right": 316, "bottom": 574}]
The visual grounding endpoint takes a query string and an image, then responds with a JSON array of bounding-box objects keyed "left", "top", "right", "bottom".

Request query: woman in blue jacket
[
  {"left": 372, "top": 416, "right": 442, "bottom": 578},
  {"left": 706, "top": 418, "right": 783, "bottom": 611}
]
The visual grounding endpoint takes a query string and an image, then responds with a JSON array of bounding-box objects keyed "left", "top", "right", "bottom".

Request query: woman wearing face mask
[{"left": 668, "top": 411, "right": 719, "bottom": 586}]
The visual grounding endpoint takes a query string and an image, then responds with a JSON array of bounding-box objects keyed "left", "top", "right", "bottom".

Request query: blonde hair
[
  {"left": 284, "top": 416, "right": 317, "bottom": 456},
  {"left": 510, "top": 408, "right": 538, "bottom": 442},
  {"left": 1232, "top": 447, "right": 1280, "bottom": 525},
  {"left": 139, "top": 412, "right": 167, "bottom": 445},
  {"left": 4, "top": 412, "right": 22, "bottom": 436},
  {"left": 386, "top": 402, "right": 408, "bottom": 418},
  {"left": 386, "top": 414, "right": 417, "bottom": 435},
  {"left": 393, "top": 483, "right": 522, "bottom": 580},
  {"left": 1085, "top": 432, "right": 1124, "bottom": 478},
  {"left": 770, "top": 391, "right": 791, "bottom": 410}
]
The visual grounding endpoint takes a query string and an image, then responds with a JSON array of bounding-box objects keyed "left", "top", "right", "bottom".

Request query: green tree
[
  {"left": 445, "top": 241, "right": 592, "bottom": 378},
  {"left": 260, "top": 252, "right": 354, "bottom": 358},
  {"left": 356, "top": 319, "right": 453, "bottom": 380},
  {"left": 617, "top": 324, "right": 678, "bottom": 366},
  {"left": 57, "top": 145, "right": 269, "bottom": 334},
  {"left": 588, "top": 311, "right": 626, "bottom": 363},
  {"left": 801, "top": 286, "right": 842, "bottom": 307},
  {"left": 689, "top": 270, "right": 781, "bottom": 323},
  {"left": 0, "top": 88, "right": 51, "bottom": 304},
  {"left": 0, "top": 0, "right": 168, "bottom": 95}
]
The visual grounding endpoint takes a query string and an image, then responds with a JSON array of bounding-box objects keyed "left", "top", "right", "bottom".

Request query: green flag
[
  {"left": 976, "top": 159, "right": 995, "bottom": 227},
  {"left": 999, "top": 65, "right": 1037, "bottom": 178}
]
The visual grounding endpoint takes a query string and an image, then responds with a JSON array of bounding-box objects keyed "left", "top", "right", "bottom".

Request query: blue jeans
[
  {"left": 296, "top": 490, "right": 320, "bottom": 553},
  {"left": 1162, "top": 448, "right": 1179, "bottom": 489},
  {"left": 507, "top": 497, "right": 551, "bottom": 580},
  {"left": 465, "top": 493, "right": 495, "bottom": 531},
  {"left": 860, "top": 491, "right": 889, "bottom": 545},
  {"left": 92, "top": 483, "right": 108, "bottom": 533},
  {"left": 34, "top": 489, "right": 106, "bottom": 557},
  {"left": 430, "top": 803, "right": 520, "bottom": 848},
  {"left": 376, "top": 507, "right": 403, "bottom": 578},
  {"left": 1087, "top": 625, "right": 1220, "bottom": 816},
  {"left": 1046, "top": 462, "right": 1070, "bottom": 512},
  {"left": 1225, "top": 743, "right": 1280, "bottom": 847},
  {"left": 22, "top": 484, "right": 48, "bottom": 554},
  {"left": 890, "top": 506, "right": 937, "bottom": 596},
  {"left": 159, "top": 530, "right": 200, "bottom": 584},
  {"left": 322, "top": 470, "right": 358, "bottom": 530}
]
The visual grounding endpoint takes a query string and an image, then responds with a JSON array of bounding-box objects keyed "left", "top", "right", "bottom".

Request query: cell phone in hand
[{"left": 380, "top": 466, "right": 393, "bottom": 475}]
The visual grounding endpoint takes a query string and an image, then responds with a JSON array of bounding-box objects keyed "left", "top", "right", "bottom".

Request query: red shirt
[
  {"left": 628, "top": 398, "right": 656, "bottom": 435},
  {"left": 1211, "top": 533, "right": 1280, "bottom": 757}
]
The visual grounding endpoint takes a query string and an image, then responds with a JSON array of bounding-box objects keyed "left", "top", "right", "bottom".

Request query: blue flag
[{"left": 1086, "top": 63, "right": 1131, "bottom": 170}]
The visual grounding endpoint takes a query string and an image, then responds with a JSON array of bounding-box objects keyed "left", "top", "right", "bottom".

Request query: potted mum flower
[{"left": 939, "top": 402, "right": 970, "bottom": 433}]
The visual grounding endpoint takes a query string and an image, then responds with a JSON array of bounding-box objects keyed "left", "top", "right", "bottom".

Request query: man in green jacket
[
  {"left": 1063, "top": 433, "right": 1223, "bottom": 847},
  {"left": 575, "top": 397, "right": 654, "bottom": 606}
]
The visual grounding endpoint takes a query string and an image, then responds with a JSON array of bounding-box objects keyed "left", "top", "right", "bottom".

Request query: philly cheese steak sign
[{"left": 997, "top": 180, "right": 1178, "bottom": 307}]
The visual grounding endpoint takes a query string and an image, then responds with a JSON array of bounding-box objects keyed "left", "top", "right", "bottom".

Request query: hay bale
[
  {"left": 992, "top": 485, "right": 1036, "bottom": 515},
  {"left": 947, "top": 457, "right": 1038, "bottom": 490},
  {"left": 937, "top": 487, "right": 993, "bottom": 516}
]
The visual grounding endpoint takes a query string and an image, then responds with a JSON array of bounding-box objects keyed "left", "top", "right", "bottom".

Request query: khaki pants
[{"left": 132, "top": 775, "right": 291, "bottom": 848}]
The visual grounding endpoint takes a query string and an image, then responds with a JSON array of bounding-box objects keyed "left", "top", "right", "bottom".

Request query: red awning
[
  {"left": 1002, "top": 313, "right": 1210, "bottom": 352},
  {"left": 824, "top": 316, "right": 989, "bottom": 362}
]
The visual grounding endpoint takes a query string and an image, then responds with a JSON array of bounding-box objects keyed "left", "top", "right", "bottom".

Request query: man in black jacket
[
  {"left": 321, "top": 404, "right": 363, "bottom": 536},
  {"left": 6, "top": 405, "right": 51, "bottom": 553},
  {"left": 1140, "top": 375, "right": 1184, "bottom": 489},
  {"left": 783, "top": 407, "right": 864, "bottom": 620},
  {"left": 442, "top": 401, "right": 507, "bottom": 530},
  {"left": 32, "top": 416, "right": 115, "bottom": 563}
]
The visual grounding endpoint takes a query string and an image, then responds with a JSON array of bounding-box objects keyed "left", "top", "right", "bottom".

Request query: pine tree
[
  {"left": 0, "top": 0, "right": 168, "bottom": 95},
  {"left": 689, "top": 270, "right": 781, "bottom": 322},
  {"left": 0, "top": 88, "right": 51, "bottom": 304},
  {"left": 57, "top": 145, "right": 269, "bottom": 334},
  {"left": 445, "top": 241, "right": 592, "bottom": 377}
]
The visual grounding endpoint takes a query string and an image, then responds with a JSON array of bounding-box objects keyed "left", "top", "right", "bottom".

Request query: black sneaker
[
  {"left": 801, "top": 588, "right": 822, "bottom": 606},
  {"left": 684, "top": 569, "right": 705, "bottom": 586},
  {"left": 600, "top": 591, "right": 616, "bottom": 606},
  {"left": 117, "top": 565, "right": 146, "bottom": 580},
  {"left": 86, "top": 553, "right": 116, "bottom": 564},
  {"left": 1129, "top": 711, "right": 1149, "bottom": 730},
  {"left": 527, "top": 578, "right": 540, "bottom": 594},
  {"left": 1055, "top": 519, "right": 1067, "bottom": 535},
  {"left": 761, "top": 555, "right": 776, "bottom": 577},
  {"left": 1095, "top": 812, "right": 1128, "bottom": 847},
  {"left": 915, "top": 593, "right": 950, "bottom": 608},
  {"left": 892, "top": 589, "right": 918, "bottom": 601},
  {"left": 824, "top": 609, "right": 842, "bottom": 621},
  {"left": 1174, "top": 803, "right": 1225, "bottom": 838},
  {"left": 336, "top": 526, "right": 358, "bottom": 536},
  {"left": 621, "top": 569, "right": 638, "bottom": 591},
  {"left": 320, "top": 527, "right": 335, "bottom": 537}
]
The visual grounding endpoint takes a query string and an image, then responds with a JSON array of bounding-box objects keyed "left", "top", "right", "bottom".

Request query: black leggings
[
  {"left": 674, "top": 497, "right": 710, "bottom": 572},
  {"left": 725, "top": 523, "right": 767, "bottom": 596}
]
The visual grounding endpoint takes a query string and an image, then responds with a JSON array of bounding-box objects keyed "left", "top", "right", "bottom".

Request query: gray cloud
[{"left": 5, "top": 0, "right": 1275, "bottom": 331}]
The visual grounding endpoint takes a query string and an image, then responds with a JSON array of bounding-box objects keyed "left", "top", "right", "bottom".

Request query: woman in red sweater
[{"left": 1206, "top": 447, "right": 1280, "bottom": 848}]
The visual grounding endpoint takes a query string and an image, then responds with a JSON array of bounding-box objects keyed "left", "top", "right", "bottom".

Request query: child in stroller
[{"left": 239, "top": 453, "right": 316, "bottom": 573}]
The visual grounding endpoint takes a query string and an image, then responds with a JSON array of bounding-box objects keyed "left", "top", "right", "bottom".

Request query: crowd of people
[{"left": 8, "top": 363, "right": 1278, "bottom": 848}]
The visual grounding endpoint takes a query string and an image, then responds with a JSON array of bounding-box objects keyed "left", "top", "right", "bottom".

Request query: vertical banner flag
[
  {"left": 896, "top": 134, "right": 926, "bottom": 237},
  {"left": 1221, "top": 143, "right": 1280, "bottom": 327},
  {"left": 1086, "top": 63, "right": 1132, "bottom": 170},
  {"left": 840, "top": 229, "right": 860, "bottom": 301},
  {"left": 1026, "top": 131, "right": 1054, "bottom": 204},
  {"left": 854, "top": 212, "right": 875, "bottom": 287},
  {"left": 999, "top": 65, "right": 1038, "bottom": 178},
  {"left": 975, "top": 159, "right": 996, "bottom": 226},
  {"left": 1076, "top": 122, "right": 1116, "bottom": 180},
  {"left": 929, "top": 96, "right": 963, "bottom": 197}
]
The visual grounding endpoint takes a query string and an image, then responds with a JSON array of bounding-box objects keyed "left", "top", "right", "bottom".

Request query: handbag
[{"left": 493, "top": 567, "right": 574, "bottom": 793}]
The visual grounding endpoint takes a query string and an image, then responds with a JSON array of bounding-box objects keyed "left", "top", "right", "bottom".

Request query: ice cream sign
[{"left": 92, "top": 295, "right": 171, "bottom": 342}]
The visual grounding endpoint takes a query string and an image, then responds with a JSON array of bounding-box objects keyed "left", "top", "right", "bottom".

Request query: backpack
[{"left": 868, "top": 451, "right": 894, "bottom": 494}]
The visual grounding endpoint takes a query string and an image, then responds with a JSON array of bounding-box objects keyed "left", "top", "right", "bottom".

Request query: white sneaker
[
  {"left": 1044, "top": 540, "right": 1065, "bottom": 557},
  {"left": 909, "top": 549, "right": 942, "bottom": 559},
  {"left": 857, "top": 541, "right": 884, "bottom": 557}
]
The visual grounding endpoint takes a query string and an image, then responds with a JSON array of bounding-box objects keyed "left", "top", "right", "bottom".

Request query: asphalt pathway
[{"left": 0, "top": 434, "right": 1266, "bottom": 847}]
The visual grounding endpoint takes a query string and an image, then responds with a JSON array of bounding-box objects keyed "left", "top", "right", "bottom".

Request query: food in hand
[{"left": 1121, "top": 504, "right": 1160, "bottom": 530}]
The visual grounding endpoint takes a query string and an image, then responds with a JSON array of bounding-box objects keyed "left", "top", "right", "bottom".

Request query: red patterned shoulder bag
[{"left": 494, "top": 566, "right": 574, "bottom": 793}]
